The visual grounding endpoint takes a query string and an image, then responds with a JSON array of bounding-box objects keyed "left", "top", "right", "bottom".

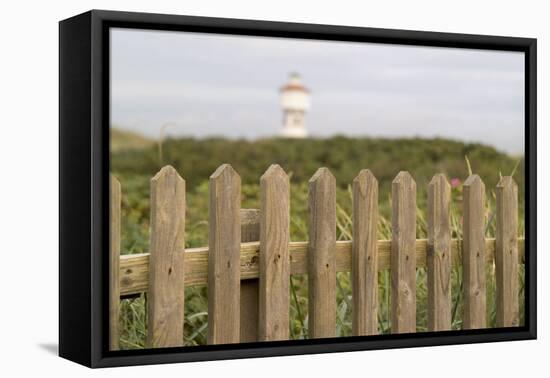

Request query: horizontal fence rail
[
  {"left": 118, "top": 238, "right": 525, "bottom": 296},
  {"left": 111, "top": 164, "right": 524, "bottom": 349}
]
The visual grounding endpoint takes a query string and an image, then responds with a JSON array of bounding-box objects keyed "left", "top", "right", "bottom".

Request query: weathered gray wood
[
  {"left": 308, "top": 168, "right": 336, "bottom": 338},
  {"left": 240, "top": 208, "right": 260, "bottom": 343},
  {"left": 463, "top": 174, "right": 486, "bottom": 329},
  {"left": 391, "top": 171, "right": 417, "bottom": 333},
  {"left": 427, "top": 174, "right": 452, "bottom": 331},
  {"left": 496, "top": 176, "right": 519, "bottom": 327},
  {"left": 241, "top": 209, "right": 260, "bottom": 241},
  {"left": 352, "top": 169, "right": 379, "bottom": 336},
  {"left": 208, "top": 164, "right": 241, "bottom": 344},
  {"left": 119, "top": 237, "right": 526, "bottom": 296},
  {"left": 109, "top": 175, "right": 121, "bottom": 350},
  {"left": 259, "top": 165, "right": 290, "bottom": 341},
  {"left": 146, "top": 166, "right": 186, "bottom": 348}
]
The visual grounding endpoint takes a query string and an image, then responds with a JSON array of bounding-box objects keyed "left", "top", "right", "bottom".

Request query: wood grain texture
[
  {"left": 462, "top": 174, "right": 486, "bottom": 330},
  {"left": 119, "top": 238, "right": 525, "bottom": 296},
  {"left": 109, "top": 175, "right": 121, "bottom": 350},
  {"left": 308, "top": 168, "right": 336, "bottom": 338},
  {"left": 239, "top": 208, "right": 260, "bottom": 343},
  {"left": 391, "top": 171, "right": 417, "bottom": 334},
  {"left": 496, "top": 176, "right": 519, "bottom": 327},
  {"left": 259, "top": 165, "right": 290, "bottom": 341},
  {"left": 241, "top": 209, "right": 260, "bottom": 241},
  {"left": 146, "top": 166, "right": 186, "bottom": 348},
  {"left": 427, "top": 174, "right": 452, "bottom": 331},
  {"left": 208, "top": 164, "right": 241, "bottom": 344},
  {"left": 352, "top": 170, "right": 379, "bottom": 336}
]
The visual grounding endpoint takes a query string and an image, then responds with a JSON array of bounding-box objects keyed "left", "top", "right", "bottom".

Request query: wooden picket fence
[{"left": 109, "top": 164, "right": 524, "bottom": 350}]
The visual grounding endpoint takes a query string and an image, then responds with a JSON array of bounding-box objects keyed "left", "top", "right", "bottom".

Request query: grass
[
  {"left": 116, "top": 159, "right": 525, "bottom": 349},
  {"left": 110, "top": 127, "right": 155, "bottom": 152}
]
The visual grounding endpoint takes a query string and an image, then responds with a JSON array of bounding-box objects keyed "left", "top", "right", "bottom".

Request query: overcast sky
[{"left": 110, "top": 28, "right": 525, "bottom": 155}]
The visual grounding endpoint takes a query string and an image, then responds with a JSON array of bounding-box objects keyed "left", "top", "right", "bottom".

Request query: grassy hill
[
  {"left": 111, "top": 134, "right": 524, "bottom": 195},
  {"left": 110, "top": 128, "right": 155, "bottom": 152}
]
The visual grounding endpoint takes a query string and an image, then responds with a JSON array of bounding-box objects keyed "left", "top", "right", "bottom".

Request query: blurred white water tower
[{"left": 280, "top": 72, "right": 310, "bottom": 138}]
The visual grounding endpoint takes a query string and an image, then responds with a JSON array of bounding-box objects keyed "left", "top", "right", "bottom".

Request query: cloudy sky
[{"left": 110, "top": 28, "right": 525, "bottom": 155}]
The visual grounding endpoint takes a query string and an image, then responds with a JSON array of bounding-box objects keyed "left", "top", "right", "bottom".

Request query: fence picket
[
  {"left": 463, "top": 174, "right": 486, "bottom": 329},
  {"left": 308, "top": 168, "right": 336, "bottom": 338},
  {"left": 427, "top": 174, "right": 452, "bottom": 331},
  {"left": 109, "top": 175, "right": 121, "bottom": 350},
  {"left": 391, "top": 171, "right": 417, "bottom": 333},
  {"left": 352, "top": 169, "right": 379, "bottom": 336},
  {"left": 259, "top": 165, "right": 290, "bottom": 341},
  {"left": 208, "top": 164, "right": 241, "bottom": 344},
  {"left": 496, "top": 176, "right": 519, "bottom": 327},
  {"left": 146, "top": 166, "right": 186, "bottom": 348},
  {"left": 240, "top": 209, "right": 261, "bottom": 343}
]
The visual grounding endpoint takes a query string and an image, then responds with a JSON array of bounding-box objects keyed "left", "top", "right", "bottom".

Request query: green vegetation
[
  {"left": 111, "top": 131, "right": 525, "bottom": 349},
  {"left": 110, "top": 127, "right": 155, "bottom": 152}
]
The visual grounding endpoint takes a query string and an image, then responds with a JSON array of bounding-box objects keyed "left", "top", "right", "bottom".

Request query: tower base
[{"left": 280, "top": 126, "right": 308, "bottom": 138}]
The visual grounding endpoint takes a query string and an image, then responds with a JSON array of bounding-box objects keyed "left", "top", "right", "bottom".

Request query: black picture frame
[{"left": 59, "top": 9, "right": 537, "bottom": 368}]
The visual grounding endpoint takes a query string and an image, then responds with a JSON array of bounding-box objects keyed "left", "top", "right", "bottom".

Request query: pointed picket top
[
  {"left": 427, "top": 173, "right": 451, "bottom": 232},
  {"left": 110, "top": 173, "right": 121, "bottom": 188},
  {"left": 309, "top": 167, "right": 335, "bottom": 185},
  {"left": 261, "top": 164, "right": 288, "bottom": 183},
  {"left": 353, "top": 169, "right": 378, "bottom": 198},
  {"left": 150, "top": 166, "right": 185, "bottom": 217},
  {"left": 151, "top": 165, "right": 184, "bottom": 185},
  {"left": 429, "top": 173, "right": 450, "bottom": 190},
  {"left": 497, "top": 175, "right": 517, "bottom": 191},
  {"left": 392, "top": 171, "right": 416, "bottom": 186},
  {"left": 464, "top": 174, "right": 485, "bottom": 190},
  {"left": 210, "top": 163, "right": 240, "bottom": 181},
  {"left": 354, "top": 169, "right": 377, "bottom": 183},
  {"left": 110, "top": 174, "right": 122, "bottom": 201}
]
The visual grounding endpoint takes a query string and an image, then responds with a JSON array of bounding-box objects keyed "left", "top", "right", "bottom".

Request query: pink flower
[{"left": 450, "top": 178, "right": 461, "bottom": 188}]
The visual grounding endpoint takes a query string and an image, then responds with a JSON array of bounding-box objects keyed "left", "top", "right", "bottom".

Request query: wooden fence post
[
  {"left": 427, "top": 174, "right": 452, "bottom": 331},
  {"left": 308, "top": 168, "right": 336, "bottom": 338},
  {"left": 259, "top": 165, "right": 290, "bottom": 341},
  {"left": 240, "top": 208, "right": 260, "bottom": 343},
  {"left": 352, "top": 169, "right": 379, "bottom": 336},
  {"left": 496, "top": 176, "right": 519, "bottom": 327},
  {"left": 391, "top": 171, "right": 417, "bottom": 333},
  {"left": 109, "top": 175, "right": 121, "bottom": 350},
  {"left": 462, "top": 174, "right": 486, "bottom": 329},
  {"left": 208, "top": 164, "right": 241, "bottom": 344},
  {"left": 146, "top": 166, "right": 186, "bottom": 348}
]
